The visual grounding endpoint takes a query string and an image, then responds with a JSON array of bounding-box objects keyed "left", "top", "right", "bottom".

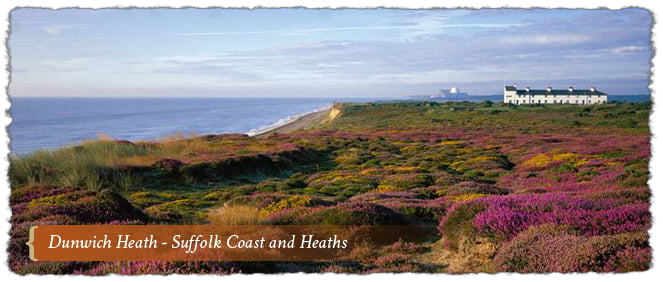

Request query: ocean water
[{"left": 8, "top": 97, "right": 359, "bottom": 155}]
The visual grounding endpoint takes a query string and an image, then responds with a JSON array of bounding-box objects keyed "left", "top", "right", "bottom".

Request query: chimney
[
  {"left": 590, "top": 87, "right": 596, "bottom": 92},
  {"left": 525, "top": 86, "right": 531, "bottom": 92},
  {"left": 546, "top": 86, "right": 552, "bottom": 93},
  {"left": 568, "top": 86, "right": 574, "bottom": 92}
]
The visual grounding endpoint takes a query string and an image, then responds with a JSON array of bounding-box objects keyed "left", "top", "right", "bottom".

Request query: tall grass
[
  {"left": 9, "top": 132, "right": 297, "bottom": 191},
  {"left": 207, "top": 206, "right": 265, "bottom": 225},
  {"left": 112, "top": 172, "right": 144, "bottom": 192},
  {"left": 9, "top": 140, "right": 154, "bottom": 190}
]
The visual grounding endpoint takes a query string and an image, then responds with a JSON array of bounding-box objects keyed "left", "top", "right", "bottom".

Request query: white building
[
  {"left": 504, "top": 85, "right": 608, "bottom": 105},
  {"left": 431, "top": 86, "right": 470, "bottom": 99}
]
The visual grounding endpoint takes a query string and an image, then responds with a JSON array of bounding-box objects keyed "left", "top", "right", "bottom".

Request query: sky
[{"left": 8, "top": 8, "right": 653, "bottom": 97}]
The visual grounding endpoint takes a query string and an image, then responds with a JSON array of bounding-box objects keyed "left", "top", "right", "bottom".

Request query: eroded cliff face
[
  {"left": 328, "top": 104, "right": 342, "bottom": 120},
  {"left": 310, "top": 104, "right": 342, "bottom": 128}
]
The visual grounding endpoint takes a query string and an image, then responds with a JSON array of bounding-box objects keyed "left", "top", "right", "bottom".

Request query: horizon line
[{"left": 8, "top": 93, "right": 651, "bottom": 99}]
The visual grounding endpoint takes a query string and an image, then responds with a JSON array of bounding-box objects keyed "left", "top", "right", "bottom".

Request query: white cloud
[
  {"left": 16, "top": 19, "right": 524, "bottom": 43},
  {"left": 396, "top": 12, "right": 524, "bottom": 41},
  {"left": 41, "top": 24, "right": 77, "bottom": 35},
  {"left": 154, "top": 55, "right": 225, "bottom": 63},
  {"left": 504, "top": 34, "right": 592, "bottom": 45},
  {"left": 17, "top": 57, "right": 109, "bottom": 73},
  {"left": 165, "top": 26, "right": 410, "bottom": 38},
  {"left": 612, "top": 45, "right": 648, "bottom": 54}
]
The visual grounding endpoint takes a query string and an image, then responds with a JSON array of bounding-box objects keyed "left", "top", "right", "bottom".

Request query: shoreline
[
  {"left": 248, "top": 105, "right": 334, "bottom": 138},
  {"left": 9, "top": 107, "right": 333, "bottom": 156}
]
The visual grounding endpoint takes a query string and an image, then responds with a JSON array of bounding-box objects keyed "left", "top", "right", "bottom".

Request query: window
[{"left": 545, "top": 100, "right": 547, "bottom": 103}]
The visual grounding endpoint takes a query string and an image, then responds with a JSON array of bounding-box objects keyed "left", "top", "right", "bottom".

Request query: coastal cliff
[{"left": 253, "top": 103, "right": 344, "bottom": 137}]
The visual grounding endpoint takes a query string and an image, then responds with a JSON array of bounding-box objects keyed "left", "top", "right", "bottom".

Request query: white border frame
[{"left": 0, "top": 1, "right": 658, "bottom": 282}]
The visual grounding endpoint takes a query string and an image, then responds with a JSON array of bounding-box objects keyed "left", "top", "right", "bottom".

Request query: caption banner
[{"left": 27, "top": 225, "right": 429, "bottom": 261}]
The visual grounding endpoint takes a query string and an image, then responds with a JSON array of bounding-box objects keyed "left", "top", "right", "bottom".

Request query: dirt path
[{"left": 413, "top": 239, "right": 451, "bottom": 273}]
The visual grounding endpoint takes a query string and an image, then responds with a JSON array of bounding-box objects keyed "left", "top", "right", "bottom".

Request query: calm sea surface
[
  {"left": 8, "top": 95, "right": 650, "bottom": 155},
  {"left": 8, "top": 97, "right": 363, "bottom": 155}
]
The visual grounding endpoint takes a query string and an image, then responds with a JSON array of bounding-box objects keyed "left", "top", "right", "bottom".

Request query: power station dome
[{"left": 450, "top": 87, "right": 459, "bottom": 94}]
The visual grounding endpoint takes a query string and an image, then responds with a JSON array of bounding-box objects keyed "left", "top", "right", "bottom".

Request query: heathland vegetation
[{"left": 9, "top": 101, "right": 651, "bottom": 274}]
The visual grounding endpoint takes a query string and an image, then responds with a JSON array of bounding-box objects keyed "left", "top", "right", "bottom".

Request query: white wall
[
  {"left": 504, "top": 90, "right": 607, "bottom": 105},
  {"left": 504, "top": 89, "right": 516, "bottom": 103}
]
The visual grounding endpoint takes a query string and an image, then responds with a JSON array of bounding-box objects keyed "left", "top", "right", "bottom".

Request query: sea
[
  {"left": 7, "top": 95, "right": 650, "bottom": 155},
  {"left": 7, "top": 97, "right": 362, "bottom": 155}
]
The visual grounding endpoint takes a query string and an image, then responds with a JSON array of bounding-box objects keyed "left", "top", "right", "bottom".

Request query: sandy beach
[{"left": 251, "top": 107, "right": 333, "bottom": 138}]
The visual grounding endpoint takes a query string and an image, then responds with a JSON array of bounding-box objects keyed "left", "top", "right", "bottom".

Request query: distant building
[
  {"left": 431, "top": 86, "right": 470, "bottom": 99},
  {"left": 504, "top": 85, "right": 608, "bottom": 105}
]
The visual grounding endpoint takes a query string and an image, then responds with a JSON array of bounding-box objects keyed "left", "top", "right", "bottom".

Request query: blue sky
[{"left": 9, "top": 8, "right": 652, "bottom": 97}]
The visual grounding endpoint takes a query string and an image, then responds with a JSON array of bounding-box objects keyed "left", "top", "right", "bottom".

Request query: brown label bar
[{"left": 27, "top": 225, "right": 429, "bottom": 261}]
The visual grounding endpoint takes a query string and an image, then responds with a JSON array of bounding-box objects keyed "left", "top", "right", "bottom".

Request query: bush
[
  {"left": 75, "top": 261, "right": 239, "bottom": 275},
  {"left": 377, "top": 174, "right": 434, "bottom": 192},
  {"left": 267, "top": 202, "right": 410, "bottom": 225},
  {"left": 494, "top": 224, "right": 650, "bottom": 272},
  {"left": 261, "top": 195, "right": 327, "bottom": 215},
  {"left": 349, "top": 192, "right": 447, "bottom": 221},
  {"left": 12, "top": 188, "right": 146, "bottom": 224},
  {"left": 179, "top": 162, "right": 215, "bottom": 182},
  {"left": 224, "top": 193, "right": 286, "bottom": 209},
  {"left": 469, "top": 194, "right": 650, "bottom": 240}
]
